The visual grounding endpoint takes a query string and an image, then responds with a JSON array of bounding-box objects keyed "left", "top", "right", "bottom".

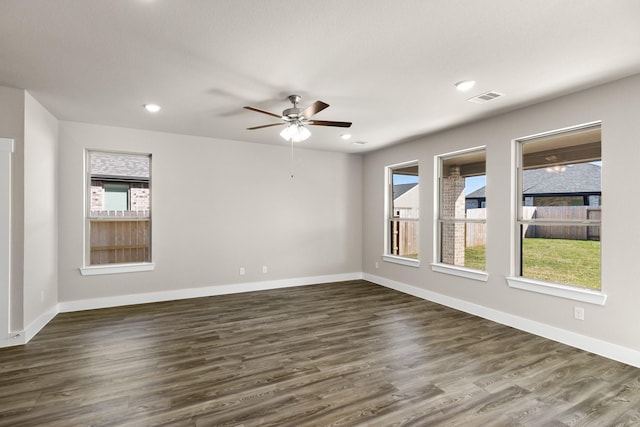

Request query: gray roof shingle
[
  {"left": 467, "top": 163, "right": 600, "bottom": 198},
  {"left": 393, "top": 183, "right": 418, "bottom": 199},
  {"left": 90, "top": 152, "right": 150, "bottom": 179}
]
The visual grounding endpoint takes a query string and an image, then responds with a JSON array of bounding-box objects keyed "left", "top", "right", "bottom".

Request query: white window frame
[
  {"left": 383, "top": 160, "right": 420, "bottom": 268},
  {"left": 506, "top": 122, "right": 606, "bottom": 305},
  {"left": 432, "top": 146, "right": 488, "bottom": 281},
  {"left": 80, "top": 150, "right": 154, "bottom": 276}
]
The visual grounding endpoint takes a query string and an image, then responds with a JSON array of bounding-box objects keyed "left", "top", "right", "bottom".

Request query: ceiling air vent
[{"left": 467, "top": 91, "right": 504, "bottom": 104}]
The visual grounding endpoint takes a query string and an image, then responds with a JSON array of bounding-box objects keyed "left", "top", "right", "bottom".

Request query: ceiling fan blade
[
  {"left": 300, "top": 101, "right": 329, "bottom": 119},
  {"left": 247, "top": 123, "right": 284, "bottom": 130},
  {"left": 244, "top": 106, "right": 283, "bottom": 119},
  {"left": 308, "top": 120, "right": 352, "bottom": 128}
]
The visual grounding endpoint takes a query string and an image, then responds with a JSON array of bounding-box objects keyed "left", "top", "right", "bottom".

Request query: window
[
  {"left": 435, "top": 147, "right": 487, "bottom": 277},
  {"left": 515, "top": 123, "right": 601, "bottom": 290},
  {"left": 86, "top": 151, "right": 151, "bottom": 266},
  {"left": 103, "top": 183, "right": 129, "bottom": 211},
  {"left": 384, "top": 161, "right": 419, "bottom": 266}
]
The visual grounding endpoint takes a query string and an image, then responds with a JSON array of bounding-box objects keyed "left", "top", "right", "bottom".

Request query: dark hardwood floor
[{"left": 1, "top": 280, "right": 639, "bottom": 426}]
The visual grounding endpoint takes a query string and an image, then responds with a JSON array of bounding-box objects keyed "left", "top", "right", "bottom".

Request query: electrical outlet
[
  {"left": 239, "top": 267, "right": 245, "bottom": 276},
  {"left": 40, "top": 291, "right": 44, "bottom": 303},
  {"left": 574, "top": 306, "right": 585, "bottom": 320},
  {"left": 375, "top": 262, "right": 379, "bottom": 269},
  {"left": 262, "top": 265, "right": 268, "bottom": 274}
]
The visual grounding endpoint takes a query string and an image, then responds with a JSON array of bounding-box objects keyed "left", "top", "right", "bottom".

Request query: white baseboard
[
  {"left": 59, "top": 272, "right": 363, "bottom": 313},
  {"left": 0, "top": 332, "right": 25, "bottom": 348},
  {"left": 0, "top": 304, "right": 57, "bottom": 348},
  {"left": 24, "top": 305, "right": 58, "bottom": 342},
  {"left": 364, "top": 273, "right": 640, "bottom": 369}
]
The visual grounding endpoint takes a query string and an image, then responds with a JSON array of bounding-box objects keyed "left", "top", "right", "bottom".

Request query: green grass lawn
[
  {"left": 465, "top": 246, "right": 486, "bottom": 271},
  {"left": 465, "top": 238, "right": 601, "bottom": 289}
]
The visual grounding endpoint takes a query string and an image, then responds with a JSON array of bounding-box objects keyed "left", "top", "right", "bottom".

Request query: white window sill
[
  {"left": 431, "top": 263, "right": 488, "bottom": 282},
  {"left": 383, "top": 255, "right": 420, "bottom": 268},
  {"left": 506, "top": 276, "right": 607, "bottom": 305},
  {"left": 80, "top": 262, "right": 155, "bottom": 276}
]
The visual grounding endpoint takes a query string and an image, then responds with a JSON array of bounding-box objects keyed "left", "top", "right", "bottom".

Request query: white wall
[
  {"left": 23, "top": 92, "right": 58, "bottom": 329},
  {"left": 363, "top": 73, "right": 640, "bottom": 355},
  {"left": 58, "top": 122, "right": 363, "bottom": 302}
]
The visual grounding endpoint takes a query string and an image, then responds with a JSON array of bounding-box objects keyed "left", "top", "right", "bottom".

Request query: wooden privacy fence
[
  {"left": 465, "top": 206, "right": 601, "bottom": 247},
  {"left": 90, "top": 210, "right": 150, "bottom": 265},
  {"left": 523, "top": 206, "right": 601, "bottom": 240},
  {"left": 466, "top": 208, "right": 487, "bottom": 247},
  {"left": 391, "top": 206, "right": 419, "bottom": 257},
  {"left": 390, "top": 220, "right": 419, "bottom": 257}
]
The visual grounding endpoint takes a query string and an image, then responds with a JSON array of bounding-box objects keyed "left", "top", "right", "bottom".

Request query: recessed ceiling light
[
  {"left": 341, "top": 134, "right": 352, "bottom": 140},
  {"left": 143, "top": 103, "right": 161, "bottom": 113},
  {"left": 454, "top": 80, "right": 476, "bottom": 92}
]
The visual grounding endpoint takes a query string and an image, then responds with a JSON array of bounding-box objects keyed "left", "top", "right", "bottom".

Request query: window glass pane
[
  {"left": 391, "top": 168, "right": 419, "bottom": 219},
  {"left": 517, "top": 124, "right": 601, "bottom": 289},
  {"left": 89, "top": 220, "right": 151, "bottom": 265},
  {"left": 440, "top": 221, "right": 486, "bottom": 269},
  {"left": 438, "top": 149, "right": 486, "bottom": 269},
  {"left": 388, "top": 163, "right": 419, "bottom": 259},
  {"left": 390, "top": 220, "right": 419, "bottom": 258},
  {"left": 521, "top": 224, "right": 600, "bottom": 289},
  {"left": 88, "top": 151, "right": 151, "bottom": 265},
  {"left": 442, "top": 151, "right": 486, "bottom": 219},
  {"left": 89, "top": 152, "right": 150, "bottom": 217}
]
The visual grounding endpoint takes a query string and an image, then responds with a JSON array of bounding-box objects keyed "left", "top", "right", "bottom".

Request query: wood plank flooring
[{"left": 1, "top": 280, "right": 640, "bottom": 426}]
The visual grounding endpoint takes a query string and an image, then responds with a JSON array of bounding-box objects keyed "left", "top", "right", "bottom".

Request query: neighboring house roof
[
  {"left": 393, "top": 183, "right": 418, "bottom": 199},
  {"left": 467, "top": 163, "right": 600, "bottom": 199},
  {"left": 466, "top": 187, "right": 485, "bottom": 198},
  {"left": 90, "top": 152, "right": 150, "bottom": 179}
]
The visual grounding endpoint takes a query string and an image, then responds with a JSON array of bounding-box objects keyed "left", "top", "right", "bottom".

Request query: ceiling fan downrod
[{"left": 283, "top": 94, "right": 302, "bottom": 119}]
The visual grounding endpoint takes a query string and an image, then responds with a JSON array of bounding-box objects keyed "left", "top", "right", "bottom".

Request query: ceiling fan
[{"left": 244, "top": 95, "right": 352, "bottom": 142}]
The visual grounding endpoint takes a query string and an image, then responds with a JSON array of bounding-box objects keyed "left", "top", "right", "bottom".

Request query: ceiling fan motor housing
[{"left": 283, "top": 107, "right": 302, "bottom": 120}]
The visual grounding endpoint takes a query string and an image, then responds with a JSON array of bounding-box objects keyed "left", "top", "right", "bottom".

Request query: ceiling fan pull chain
[{"left": 290, "top": 139, "right": 295, "bottom": 179}]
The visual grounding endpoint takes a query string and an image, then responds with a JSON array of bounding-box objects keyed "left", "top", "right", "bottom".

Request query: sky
[{"left": 465, "top": 176, "right": 486, "bottom": 194}]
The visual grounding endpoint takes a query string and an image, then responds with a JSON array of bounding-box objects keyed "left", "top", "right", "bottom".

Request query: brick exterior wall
[
  {"left": 90, "top": 186, "right": 104, "bottom": 212},
  {"left": 441, "top": 166, "right": 466, "bottom": 266},
  {"left": 130, "top": 187, "right": 150, "bottom": 211}
]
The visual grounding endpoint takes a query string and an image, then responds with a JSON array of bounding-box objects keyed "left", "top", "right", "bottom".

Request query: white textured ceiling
[{"left": 1, "top": 0, "right": 640, "bottom": 153}]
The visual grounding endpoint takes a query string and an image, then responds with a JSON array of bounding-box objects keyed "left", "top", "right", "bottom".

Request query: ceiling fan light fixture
[
  {"left": 454, "top": 80, "right": 476, "bottom": 92},
  {"left": 280, "top": 122, "right": 311, "bottom": 142}
]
